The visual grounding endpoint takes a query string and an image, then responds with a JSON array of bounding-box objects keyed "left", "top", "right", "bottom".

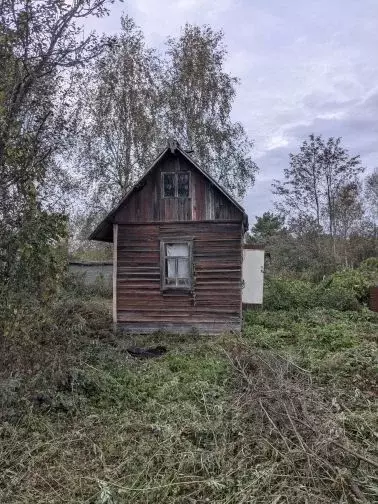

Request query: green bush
[
  {"left": 263, "top": 258, "right": 378, "bottom": 311},
  {"left": 263, "top": 277, "right": 314, "bottom": 310},
  {"left": 319, "top": 259, "right": 378, "bottom": 304},
  {"left": 313, "top": 284, "right": 361, "bottom": 311},
  {"left": 62, "top": 271, "right": 112, "bottom": 298}
]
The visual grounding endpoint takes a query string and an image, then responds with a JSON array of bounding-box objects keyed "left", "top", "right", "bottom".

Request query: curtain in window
[
  {"left": 166, "top": 244, "right": 189, "bottom": 257},
  {"left": 166, "top": 244, "right": 189, "bottom": 279}
]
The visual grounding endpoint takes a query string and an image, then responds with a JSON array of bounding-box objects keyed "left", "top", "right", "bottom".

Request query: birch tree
[
  {"left": 162, "top": 24, "right": 257, "bottom": 198},
  {"left": 79, "top": 21, "right": 258, "bottom": 210},
  {"left": 77, "top": 15, "right": 163, "bottom": 213}
]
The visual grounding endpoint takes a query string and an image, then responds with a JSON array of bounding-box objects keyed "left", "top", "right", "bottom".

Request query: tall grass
[{"left": 1, "top": 294, "right": 377, "bottom": 503}]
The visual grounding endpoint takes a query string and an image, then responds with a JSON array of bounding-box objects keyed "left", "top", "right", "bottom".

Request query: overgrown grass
[
  {"left": 1, "top": 296, "right": 377, "bottom": 503},
  {"left": 263, "top": 258, "right": 378, "bottom": 311}
]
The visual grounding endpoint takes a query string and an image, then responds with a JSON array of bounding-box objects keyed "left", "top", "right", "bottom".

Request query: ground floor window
[{"left": 160, "top": 240, "right": 192, "bottom": 289}]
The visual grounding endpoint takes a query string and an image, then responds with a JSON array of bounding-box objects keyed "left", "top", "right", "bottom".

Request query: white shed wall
[{"left": 242, "top": 249, "right": 265, "bottom": 305}]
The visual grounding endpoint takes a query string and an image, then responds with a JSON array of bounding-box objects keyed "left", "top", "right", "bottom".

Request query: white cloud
[{"left": 266, "top": 135, "right": 289, "bottom": 151}]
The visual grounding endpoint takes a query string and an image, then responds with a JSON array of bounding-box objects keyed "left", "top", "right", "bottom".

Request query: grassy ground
[{"left": 0, "top": 297, "right": 377, "bottom": 503}]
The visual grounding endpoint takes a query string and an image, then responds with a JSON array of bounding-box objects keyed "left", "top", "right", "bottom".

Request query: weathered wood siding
[
  {"left": 369, "top": 286, "right": 378, "bottom": 312},
  {"left": 114, "top": 151, "right": 242, "bottom": 224},
  {"left": 117, "top": 222, "right": 243, "bottom": 333}
]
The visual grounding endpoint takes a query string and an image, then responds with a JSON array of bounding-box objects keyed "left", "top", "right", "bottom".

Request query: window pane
[
  {"left": 177, "top": 258, "right": 189, "bottom": 279},
  {"left": 163, "top": 173, "right": 175, "bottom": 197},
  {"left": 178, "top": 172, "right": 189, "bottom": 197},
  {"left": 166, "top": 258, "right": 176, "bottom": 278},
  {"left": 166, "top": 243, "right": 189, "bottom": 257},
  {"left": 162, "top": 241, "right": 191, "bottom": 288},
  {"left": 177, "top": 278, "right": 190, "bottom": 286}
]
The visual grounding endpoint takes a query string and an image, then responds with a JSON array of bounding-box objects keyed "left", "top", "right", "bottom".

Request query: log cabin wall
[{"left": 116, "top": 222, "right": 243, "bottom": 333}]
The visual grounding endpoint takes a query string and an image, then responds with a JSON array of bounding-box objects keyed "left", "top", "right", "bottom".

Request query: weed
[
  {"left": 0, "top": 296, "right": 377, "bottom": 503},
  {"left": 263, "top": 259, "right": 378, "bottom": 311}
]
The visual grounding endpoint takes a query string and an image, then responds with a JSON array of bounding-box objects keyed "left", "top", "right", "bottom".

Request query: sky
[{"left": 85, "top": 0, "right": 378, "bottom": 221}]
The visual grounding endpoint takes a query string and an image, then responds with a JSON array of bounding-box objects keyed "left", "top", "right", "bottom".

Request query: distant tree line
[{"left": 248, "top": 135, "right": 377, "bottom": 280}]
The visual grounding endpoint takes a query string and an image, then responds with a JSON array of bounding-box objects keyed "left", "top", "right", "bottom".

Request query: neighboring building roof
[{"left": 89, "top": 139, "right": 248, "bottom": 242}]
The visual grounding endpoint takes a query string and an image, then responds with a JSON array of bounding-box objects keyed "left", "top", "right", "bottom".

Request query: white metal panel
[{"left": 242, "top": 249, "right": 265, "bottom": 304}]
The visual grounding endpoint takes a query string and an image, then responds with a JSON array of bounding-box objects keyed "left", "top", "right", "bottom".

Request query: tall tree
[
  {"left": 162, "top": 24, "right": 257, "bottom": 198},
  {"left": 75, "top": 20, "right": 257, "bottom": 231},
  {"left": 333, "top": 182, "right": 364, "bottom": 240},
  {"left": 77, "top": 15, "right": 163, "bottom": 213},
  {"left": 365, "top": 168, "right": 378, "bottom": 221},
  {"left": 0, "top": 0, "right": 116, "bottom": 299},
  {"left": 248, "top": 212, "right": 284, "bottom": 243},
  {"left": 273, "top": 134, "right": 364, "bottom": 238}
]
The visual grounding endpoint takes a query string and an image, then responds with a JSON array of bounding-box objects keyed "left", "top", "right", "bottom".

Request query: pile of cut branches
[{"left": 226, "top": 342, "right": 378, "bottom": 503}]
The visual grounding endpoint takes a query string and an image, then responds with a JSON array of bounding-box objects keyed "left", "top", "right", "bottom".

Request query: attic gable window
[
  {"left": 162, "top": 172, "right": 190, "bottom": 198},
  {"left": 160, "top": 240, "right": 192, "bottom": 290}
]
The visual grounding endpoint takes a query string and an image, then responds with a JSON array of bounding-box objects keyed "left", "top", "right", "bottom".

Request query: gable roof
[{"left": 89, "top": 140, "right": 248, "bottom": 241}]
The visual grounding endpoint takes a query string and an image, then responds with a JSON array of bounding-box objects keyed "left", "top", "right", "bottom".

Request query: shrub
[
  {"left": 314, "top": 284, "right": 361, "bottom": 311},
  {"left": 321, "top": 260, "right": 378, "bottom": 304},
  {"left": 62, "top": 271, "right": 112, "bottom": 298},
  {"left": 263, "top": 277, "right": 314, "bottom": 310},
  {"left": 264, "top": 259, "right": 378, "bottom": 311}
]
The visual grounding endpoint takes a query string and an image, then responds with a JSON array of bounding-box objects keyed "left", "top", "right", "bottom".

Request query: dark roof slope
[{"left": 89, "top": 140, "right": 248, "bottom": 242}]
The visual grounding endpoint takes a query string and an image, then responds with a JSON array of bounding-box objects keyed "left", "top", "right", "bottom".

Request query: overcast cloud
[{"left": 86, "top": 0, "right": 378, "bottom": 221}]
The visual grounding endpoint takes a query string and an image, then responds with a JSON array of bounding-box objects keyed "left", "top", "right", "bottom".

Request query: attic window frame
[
  {"left": 160, "top": 238, "right": 193, "bottom": 292},
  {"left": 161, "top": 171, "right": 191, "bottom": 199}
]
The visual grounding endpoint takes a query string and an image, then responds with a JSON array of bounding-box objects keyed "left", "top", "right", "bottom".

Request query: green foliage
[
  {"left": 63, "top": 271, "right": 112, "bottom": 299},
  {"left": 0, "top": 0, "right": 113, "bottom": 322},
  {"left": 248, "top": 211, "right": 284, "bottom": 243},
  {"left": 13, "top": 210, "right": 67, "bottom": 290},
  {"left": 314, "top": 283, "right": 360, "bottom": 311},
  {"left": 163, "top": 24, "right": 257, "bottom": 198},
  {"left": 78, "top": 17, "right": 257, "bottom": 216},
  {"left": 263, "top": 277, "right": 314, "bottom": 310},
  {"left": 0, "top": 208, "right": 68, "bottom": 329},
  {"left": 70, "top": 245, "right": 112, "bottom": 262},
  {"left": 319, "top": 258, "right": 378, "bottom": 304},
  {"left": 273, "top": 134, "right": 364, "bottom": 235},
  {"left": 264, "top": 259, "right": 378, "bottom": 311},
  {"left": 360, "top": 256, "right": 378, "bottom": 271},
  {"left": 267, "top": 136, "right": 376, "bottom": 280},
  {"left": 243, "top": 307, "right": 378, "bottom": 375},
  {"left": 1, "top": 296, "right": 377, "bottom": 503}
]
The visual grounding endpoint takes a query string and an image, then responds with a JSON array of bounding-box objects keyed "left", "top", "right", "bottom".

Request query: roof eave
[
  {"left": 89, "top": 147, "right": 170, "bottom": 242},
  {"left": 88, "top": 218, "right": 113, "bottom": 242}
]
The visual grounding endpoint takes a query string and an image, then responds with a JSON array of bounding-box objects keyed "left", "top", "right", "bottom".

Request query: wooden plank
[
  {"left": 113, "top": 224, "right": 118, "bottom": 324},
  {"left": 117, "top": 322, "right": 241, "bottom": 335}
]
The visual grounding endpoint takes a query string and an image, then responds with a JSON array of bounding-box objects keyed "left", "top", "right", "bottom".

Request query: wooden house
[{"left": 90, "top": 140, "right": 248, "bottom": 334}]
